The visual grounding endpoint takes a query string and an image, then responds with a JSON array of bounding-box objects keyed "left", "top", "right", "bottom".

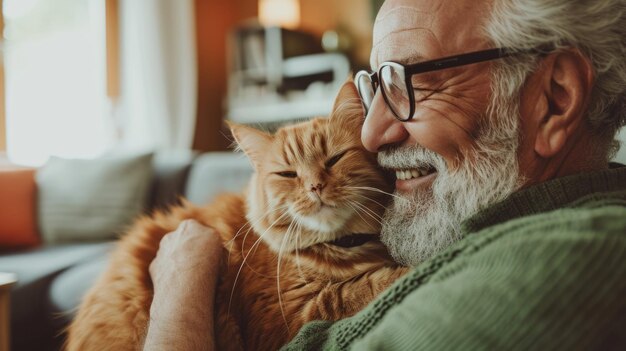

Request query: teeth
[
  {"left": 395, "top": 169, "right": 429, "bottom": 181},
  {"left": 394, "top": 167, "right": 437, "bottom": 180}
]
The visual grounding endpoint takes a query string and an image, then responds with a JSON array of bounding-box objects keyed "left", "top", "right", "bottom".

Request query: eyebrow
[
  {"left": 399, "top": 53, "right": 426, "bottom": 66},
  {"left": 373, "top": 52, "right": 426, "bottom": 71}
]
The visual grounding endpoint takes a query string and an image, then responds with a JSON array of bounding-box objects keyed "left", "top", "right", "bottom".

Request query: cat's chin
[
  {"left": 259, "top": 204, "right": 383, "bottom": 254},
  {"left": 291, "top": 205, "right": 352, "bottom": 234}
]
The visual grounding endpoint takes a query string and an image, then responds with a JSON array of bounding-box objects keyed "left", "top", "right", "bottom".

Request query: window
[{"left": 3, "top": 0, "right": 115, "bottom": 165}]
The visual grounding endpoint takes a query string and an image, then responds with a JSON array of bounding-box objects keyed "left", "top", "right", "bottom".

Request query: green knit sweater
[{"left": 283, "top": 165, "right": 626, "bottom": 350}]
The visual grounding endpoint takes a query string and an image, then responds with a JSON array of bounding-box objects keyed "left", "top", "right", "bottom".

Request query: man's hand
[{"left": 144, "top": 219, "right": 222, "bottom": 351}]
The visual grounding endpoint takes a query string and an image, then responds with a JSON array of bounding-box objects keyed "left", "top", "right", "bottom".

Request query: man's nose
[{"left": 361, "top": 90, "right": 410, "bottom": 152}]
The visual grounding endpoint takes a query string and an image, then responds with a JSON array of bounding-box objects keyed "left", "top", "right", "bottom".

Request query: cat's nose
[{"left": 310, "top": 183, "right": 325, "bottom": 195}]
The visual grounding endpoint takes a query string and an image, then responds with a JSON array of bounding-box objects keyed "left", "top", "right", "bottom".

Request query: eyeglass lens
[
  {"left": 380, "top": 65, "right": 411, "bottom": 120},
  {"left": 356, "top": 73, "right": 375, "bottom": 113}
]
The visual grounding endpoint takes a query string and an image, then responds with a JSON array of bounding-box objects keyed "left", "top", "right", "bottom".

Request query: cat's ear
[
  {"left": 228, "top": 122, "right": 273, "bottom": 169},
  {"left": 330, "top": 79, "right": 365, "bottom": 129},
  {"left": 332, "top": 77, "right": 361, "bottom": 111}
]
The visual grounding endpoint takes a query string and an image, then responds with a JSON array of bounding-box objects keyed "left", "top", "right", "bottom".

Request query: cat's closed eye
[
  {"left": 276, "top": 171, "right": 298, "bottom": 178},
  {"left": 325, "top": 150, "right": 348, "bottom": 169}
]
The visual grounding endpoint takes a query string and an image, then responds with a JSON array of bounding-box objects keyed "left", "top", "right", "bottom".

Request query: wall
[
  {"left": 193, "top": 0, "right": 257, "bottom": 151},
  {"left": 300, "top": 0, "right": 374, "bottom": 67}
]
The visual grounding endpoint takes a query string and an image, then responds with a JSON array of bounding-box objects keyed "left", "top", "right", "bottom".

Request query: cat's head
[{"left": 230, "top": 81, "right": 392, "bottom": 259}]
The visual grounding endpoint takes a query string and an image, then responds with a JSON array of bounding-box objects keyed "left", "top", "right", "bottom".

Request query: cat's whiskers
[
  {"left": 293, "top": 219, "right": 309, "bottom": 284},
  {"left": 346, "top": 186, "right": 412, "bottom": 204},
  {"left": 350, "top": 193, "right": 393, "bottom": 225},
  {"left": 276, "top": 223, "right": 292, "bottom": 334},
  {"left": 226, "top": 204, "right": 288, "bottom": 267},
  {"left": 351, "top": 200, "right": 384, "bottom": 221},
  {"left": 236, "top": 205, "right": 289, "bottom": 265},
  {"left": 227, "top": 204, "right": 282, "bottom": 245},
  {"left": 283, "top": 218, "right": 298, "bottom": 270},
  {"left": 226, "top": 224, "right": 254, "bottom": 265},
  {"left": 347, "top": 200, "right": 384, "bottom": 226},
  {"left": 228, "top": 209, "right": 291, "bottom": 317},
  {"left": 345, "top": 201, "right": 371, "bottom": 228},
  {"left": 347, "top": 192, "right": 388, "bottom": 209},
  {"left": 236, "top": 204, "right": 289, "bottom": 250},
  {"left": 346, "top": 192, "right": 389, "bottom": 220}
]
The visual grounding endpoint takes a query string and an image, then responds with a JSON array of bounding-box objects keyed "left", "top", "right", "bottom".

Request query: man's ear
[
  {"left": 227, "top": 121, "right": 273, "bottom": 169},
  {"left": 330, "top": 78, "right": 365, "bottom": 130},
  {"left": 534, "top": 48, "right": 594, "bottom": 158}
]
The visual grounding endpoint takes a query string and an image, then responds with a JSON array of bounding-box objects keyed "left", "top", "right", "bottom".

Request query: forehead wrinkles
[
  {"left": 373, "top": 30, "right": 439, "bottom": 68},
  {"left": 373, "top": 5, "right": 437, "bottom": 46},
  {"left": 371, "top": 1, "right": 442, "bottom": 68}
]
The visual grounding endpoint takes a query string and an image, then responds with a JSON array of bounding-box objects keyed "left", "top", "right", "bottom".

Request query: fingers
[
  {"left": 158, "top": 220, "right": 216, "bottom": 249},
  {"left": 149, "top": 256, "right": 157, "bottom": 278},
  {"left": 152, "top": 219, "right": 221, "bottom": 273},
  {"left": 178, "top": 219, "right": 214, "bottom": 236}
]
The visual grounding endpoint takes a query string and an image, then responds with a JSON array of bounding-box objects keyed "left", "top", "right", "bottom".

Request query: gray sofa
[{"left": 0, "top": 151, "right": 253, "bottom": 351}]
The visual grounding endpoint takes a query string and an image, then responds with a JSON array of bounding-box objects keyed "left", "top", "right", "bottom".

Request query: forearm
[
  {"left": 143, "top": 220, "right": 222, "bottom": 351},
  {"left": 143, "top": 284, "right": 216, "bottom": 351}
]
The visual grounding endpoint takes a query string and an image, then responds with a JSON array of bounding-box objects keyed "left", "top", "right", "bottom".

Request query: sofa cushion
[
  {"left": 36, "top": 153, "right": 154, "bottom": 244},
  {"left": 0, "top": 243, "right": 113, "bottom": 349},
  {"left": 185, "top": 152, "right": 253, "bottom": 205},
  {"left": 0, "top": 168, "right": 40, "bottom": 249},
  {"left": 47, "top": 255, "right": 110, "bottom": 327},
  {"left": 149, "top": 150, "right": 197, "bottom": 211}
]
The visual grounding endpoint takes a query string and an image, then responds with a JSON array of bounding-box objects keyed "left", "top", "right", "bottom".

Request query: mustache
[{"left": 377, "top": 144, "right": 447, "bottom": 172}]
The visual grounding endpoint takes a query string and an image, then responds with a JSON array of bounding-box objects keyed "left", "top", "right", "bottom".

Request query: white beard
[{"left": 378, "top": 98, "right": 524, "bottom": 267}]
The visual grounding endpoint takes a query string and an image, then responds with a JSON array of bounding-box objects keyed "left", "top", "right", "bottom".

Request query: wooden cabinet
[{"left": 0, "top": 273, "right": 17, "bottom": 351}]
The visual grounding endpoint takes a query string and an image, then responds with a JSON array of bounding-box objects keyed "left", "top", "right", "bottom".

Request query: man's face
[{"left": 364, "top": 0, "right": 523, "bottom": 265}]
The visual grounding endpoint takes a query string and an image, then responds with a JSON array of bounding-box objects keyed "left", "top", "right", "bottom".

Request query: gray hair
[{"left": 485, "top": 0, "right": 626, "bottom": 155}]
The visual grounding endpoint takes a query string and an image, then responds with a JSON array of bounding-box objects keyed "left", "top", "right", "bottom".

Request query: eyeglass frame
[{"left": 355, "top": 47, "right": 542, "bottom": 122}]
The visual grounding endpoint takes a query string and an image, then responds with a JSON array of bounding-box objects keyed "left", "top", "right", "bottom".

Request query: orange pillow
[{"left": 0, "top": 167, "right": 40, "bottom": 248}]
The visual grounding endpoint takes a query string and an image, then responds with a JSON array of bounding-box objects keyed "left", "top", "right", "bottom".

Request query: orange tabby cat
[{"left": 66, "top": 82, "right": 408, "bottom": 351}]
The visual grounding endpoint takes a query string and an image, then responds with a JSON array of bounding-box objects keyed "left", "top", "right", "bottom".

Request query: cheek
[
  {"left": 406, "top": 105, "right": 480, "bottom": 170},
  {"left": 267, "top": 178, "right": 309, "bottom": 208},
  {"left": 266, "top": 179, "right": 295, "bottom": 207},
  {"left": 333, "top": 157, "right": 387, "bottom": 189},
  {"left": 404, "top": 70, "right": 491, "bottom": 169}
]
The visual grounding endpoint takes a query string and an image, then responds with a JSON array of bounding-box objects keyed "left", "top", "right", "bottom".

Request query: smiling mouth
[
  {"left": 393, "top": 165, "right": 437, "bottom": 180},
  {"left": 328, "top": 233, "right": 379, "bottom": 248}
]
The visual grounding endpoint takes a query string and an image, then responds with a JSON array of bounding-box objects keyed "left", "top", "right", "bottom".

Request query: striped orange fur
[{"left": 66, "top": 82, "right": 409, "bottom": 351}]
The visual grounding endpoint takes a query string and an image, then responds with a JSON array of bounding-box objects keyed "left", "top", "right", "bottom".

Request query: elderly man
[{"left": 144, "top": 0, "right": 626, "bottom": 349}]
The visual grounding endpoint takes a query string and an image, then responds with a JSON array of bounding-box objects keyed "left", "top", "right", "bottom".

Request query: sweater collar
[{"left": 461, "top": 163, "right": 626, "bottom": 234}]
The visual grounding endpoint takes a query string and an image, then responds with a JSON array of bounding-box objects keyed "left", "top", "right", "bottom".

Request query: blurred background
[{"left": 0, "top": 0, "right": 386, "bottom": 166}]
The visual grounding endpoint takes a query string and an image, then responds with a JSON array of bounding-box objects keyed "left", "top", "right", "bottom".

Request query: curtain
[{"left": 117, "top": 0, "right": 197, "bottom": 151}]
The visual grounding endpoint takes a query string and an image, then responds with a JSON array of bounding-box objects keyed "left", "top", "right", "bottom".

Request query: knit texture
[{"left": 283, "top": 165, "right": 626, "bottom": 350}]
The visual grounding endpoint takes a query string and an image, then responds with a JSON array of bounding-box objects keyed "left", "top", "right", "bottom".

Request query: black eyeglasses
[{"left": 355, "top": 47, "right": 532, "bottom": 121}]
